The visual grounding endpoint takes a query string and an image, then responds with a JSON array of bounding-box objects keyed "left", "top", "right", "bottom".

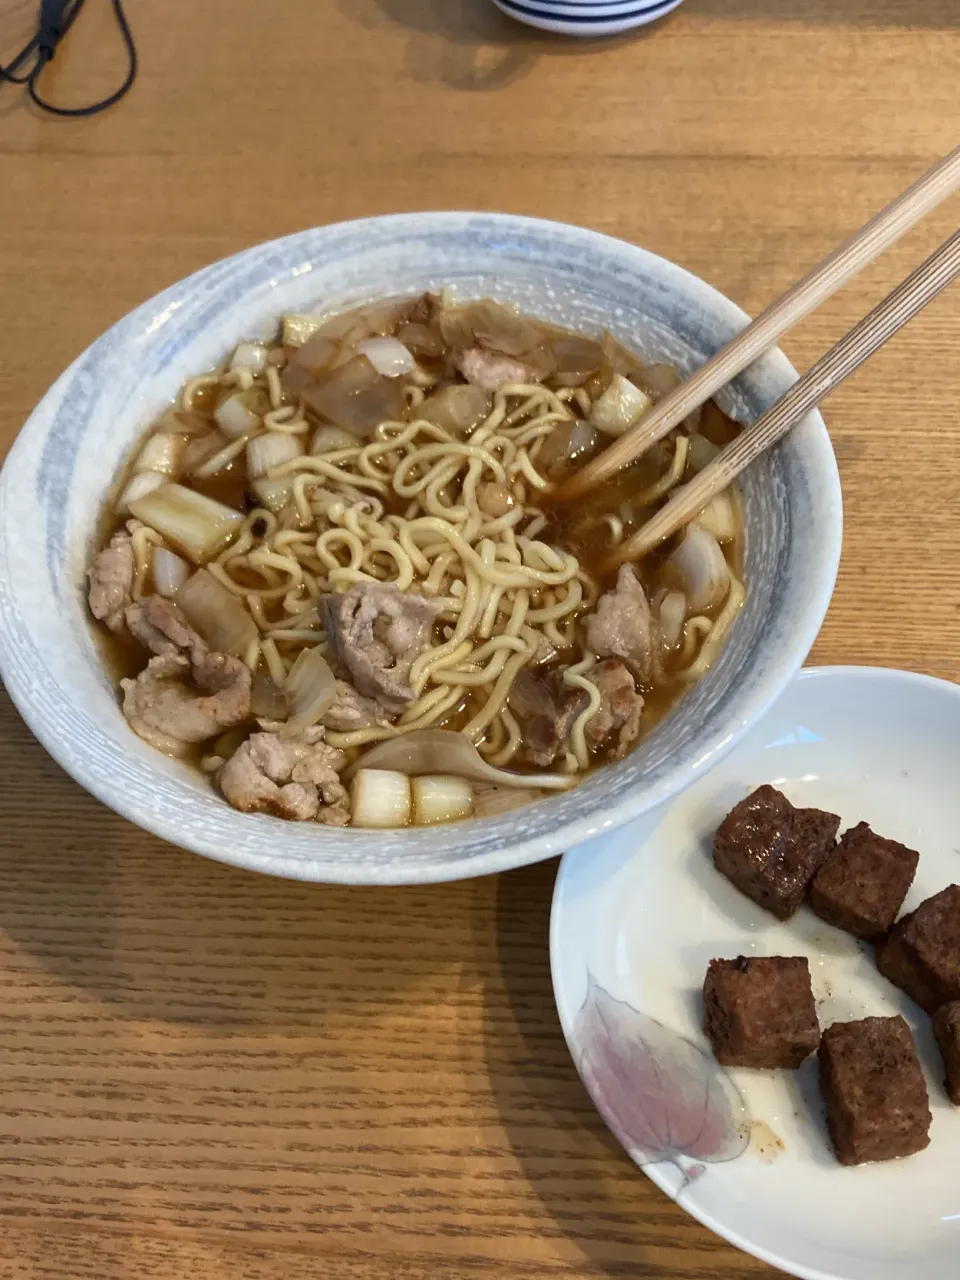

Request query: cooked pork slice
[
  {"left": 87, "top": 531, "right": 134, "bottom": 633},
  {"left": 457, "top": 347, "right": 536, "bottom": 391},
  {"left": 121, "top": 650, "right": 251, "bottom": 756},
  {"left": 125, "top": 595, "right": 205, "bottom": 658},
  {"left": 219, "top": 732, "right": 349, "bottom": 824},
  {"left": 507, "top": 668, "right": 587, "bottom": 768},
  {"left": 584, "top": 660, "right": 645, "bottom": 760},
  {"left": 584, "top": 564, "right": 659, "bottom": 685},
  {"left": 319, "top": 582, "right": 442, "bottom": 712},
  {"left": 322, "top": 680, "right": 393, "bottom": 733}
]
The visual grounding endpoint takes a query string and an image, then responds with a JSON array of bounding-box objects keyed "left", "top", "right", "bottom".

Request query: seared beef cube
[
  {"left": 819, "top": 1016, "right": 931, "bottom": 1165},
  {"left": 714, "top": 785, "right": 841, "bottom": 919},
  {"left": 876, "top": 885, "right": 960, "bottom": 1013},
  {"left": 703, "top": 955, "right": 820, "bottom": 1069},
  {"left": 932, "top": 1001, "right": 960, "bottom": 1105},
  {"left": 810, "top": 822, "right": 919, "bottom": 941}
]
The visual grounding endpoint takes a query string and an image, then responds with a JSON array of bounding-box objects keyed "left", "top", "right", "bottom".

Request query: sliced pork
[
  {"left": 322, "top": 680, "right": 393, "bottom": 733},
  {"left": 457, "top": 347, "right": 537, "bottom": 391},
  {"left": 584, "top": 564, "right": 659, "bottom": 686},
  {"left": 319, "top": 582, "right": 442, "bottom": 712},
  {"left": 121, "top": 650, "right": 252, "bottom": 757},
  {"left": 507, "top": 668, "right": 586, "bottom": 768},
  {"left": 584, "top": 660, "right": 645, "bottom": 761},
  {"left": 125, "top": 595, "right": 204, "bottom": 658},
  {"left": 87, "top": 531, "right": 134, "bottom": 633},
  {"left": 219, "top": 731, "right": 349, "bottom": 824}
]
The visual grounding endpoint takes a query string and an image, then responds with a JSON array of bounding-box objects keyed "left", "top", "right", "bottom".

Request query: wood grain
[{"left": 0, "top": 2, "right": 958, "bottom": 1276}]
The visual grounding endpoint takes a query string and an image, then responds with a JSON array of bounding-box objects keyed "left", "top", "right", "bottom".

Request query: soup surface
[{"left": 87, "top": 293, "right": 744, "bottom": 828}]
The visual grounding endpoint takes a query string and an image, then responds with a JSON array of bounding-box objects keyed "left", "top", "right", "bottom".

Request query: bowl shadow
[
  {"left": 473, "top": 860, "right": 761, "bottom": 1277},
  {"left": 0, "top": 691, "right": 469, "bottom": 1032},
  {"left": 333, "top": 0, "right": 665, "bottom": 90}
]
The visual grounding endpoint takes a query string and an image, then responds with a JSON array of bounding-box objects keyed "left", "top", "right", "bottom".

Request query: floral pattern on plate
[{"left": 573, "top": 977, "right": 750, "bottom": 1186}]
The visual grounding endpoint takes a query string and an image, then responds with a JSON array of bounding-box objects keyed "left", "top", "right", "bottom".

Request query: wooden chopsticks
[
  {"left": 553, "top": 145, "right": 960, "bottom": 507},
  {"left": 607, "top": 226, "right": 960, "bottom": 566}
]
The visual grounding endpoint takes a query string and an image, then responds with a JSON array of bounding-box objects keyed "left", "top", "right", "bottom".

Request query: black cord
[{"left": 0, "top": 0, "right": 137, "bottom": 117}]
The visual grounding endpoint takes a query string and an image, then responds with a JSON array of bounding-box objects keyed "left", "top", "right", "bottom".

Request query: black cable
[{"left": 0, "top": 0, "right": 136, "bottom": 117}]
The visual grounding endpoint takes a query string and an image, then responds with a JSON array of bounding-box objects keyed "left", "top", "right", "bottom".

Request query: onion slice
[
  {"left": 351, "top": 769, "right": 412, "bottom": 828},
  {"left": 116, "top": 469, "right": 165, "bottom": 516},
  {"left": 214, "top": 391, "right": 260, "bottom": 440},
  {"left": 658, "top": 589, "right": 687, "bottom": 649},
  {"left": 668, "top": 525, "right": 730, "bottom": 613},
  {"left": 176, "top": 568, "right": 259, "bottom": 655},
  {"left": 252, "top": 475, "right": 295, "bottom": 514},
  {"left": 282, "top": 313, "right": 323, "bottom": 347},
  {"left": 343, "top": 728, "right": 576, "bottom": 790},
  {"left": 590, "top": 374, "right": 652, "bottom": 437},
  {"left": 283, "top": 647, "right": 337, "bottom": 737},
  {"left": 134, "top": 432, "right": 188, "bottom": 477},
  {"left": 472, "top": 784, "right": 546, "bottom": 818},
  {"left": 356, "top": 336, "right": 415, "bottom": 377},
  {"left": 311, "top": 424, "right": 358, "bottom": 454},
  {"left": 129, "top": 484, "right": 244, "bottom": 565},
  {"left": 230, "top": 342, "right": 267, "bottom": 374},
  {"left": 153, "top": 547, "right": 190, "bottom": 598},
  {"left": 417, "top": 384, "right": 492, "bottom": 436},
  {"left": 246, "top": 432, "right": 302, "bottom": 479}
]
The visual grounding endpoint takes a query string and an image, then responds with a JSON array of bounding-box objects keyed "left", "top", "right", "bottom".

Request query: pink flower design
[{"left": 573, "top": 978, "right": 749, "bottom": 1185}]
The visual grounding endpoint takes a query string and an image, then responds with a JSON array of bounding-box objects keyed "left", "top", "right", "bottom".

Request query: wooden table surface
[{"left": 2, "top": 1, "right": 959, "bottom": 1276}]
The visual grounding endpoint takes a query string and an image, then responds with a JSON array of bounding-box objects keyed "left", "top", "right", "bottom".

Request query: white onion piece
[
  {"left": 177, "top": 568, "right": 259, "bottom": 655},
  {"left": 351, "top": 769, "right": 412, "bottom": 828},
  {"left": 658, "top": 590, "right": 687, "bottom": 649},
  {"left": 412, "top": 776, "right": 473, "bottom": 826},
  {"left": 252, "top": 475, "right": 295, "bottom": 514},
  {"left": 134, "top": 432, "right": 187, "bottom": 477},
  {"left": 311, "top": 424, "right": 358, "bottom": 454},
  {"left": 694, "top": 488, "right": 738, "bottom": 543},
  {"left": 590, "top": 374, "right": 652, "bottom": 437},
  {"left": 129, "top": 485, "right": 244, "bottom": 565},
  {"left": 356, "top": 336, "right": 415, "bottom": 378},
  {"left": 283, "top": 647, "right": 337, "bottom": 737},
  {"left": 669, "top": 525, "right": 730, "bottom": 613},
  {"left": 687, "top": 432, "right": 721, "bottom": 473},
  {"left": 152, "top": 547, "right": 190, "bottom": 598},
  {"left": 282, "top": 313, "right": 323, "bottom": 347},
  {"left": 214, "top": 391, "right": 260, "bottom": 440},
  {"left": 246, "top": 432, "right": 302, "bottom": 479},
  {"left": 230, "top": 342, "right": 267, "bottom": 374},
  {"left": 116, "top": 469, "right": 165, "bottom": 515}
]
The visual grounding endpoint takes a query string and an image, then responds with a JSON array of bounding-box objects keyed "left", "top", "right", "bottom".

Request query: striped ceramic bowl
[{"left": 492, "top": 0, "right": 685, "bottom": 37}]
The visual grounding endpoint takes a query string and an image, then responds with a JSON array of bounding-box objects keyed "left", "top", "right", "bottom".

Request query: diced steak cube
[
  {"left": 810, "top": 822, "right": 919, "bottom": 941},
  {"left": 713, "top": 785, "right": 841, "bottom": 919},
  {"left": 818, "top": 1015, "right": 931, "bottom": 1165},
  {"left": 932, "top": 1001, "right": 960, "bottom": 1105},
  {"left": 876, "top": 885, "right": 960, "bottom": 1013},
  {"left": 703, "top": 955, "right": 820, "bottom": 1069}
]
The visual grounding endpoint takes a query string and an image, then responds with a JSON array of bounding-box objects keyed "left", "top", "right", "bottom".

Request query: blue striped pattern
[{"left": 493, "top": 0, "right": 683, "bottom": 34}]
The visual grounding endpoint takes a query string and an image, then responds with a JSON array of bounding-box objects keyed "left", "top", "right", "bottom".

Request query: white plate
[{"left": 551, "top": 667, "right": 960, "bottom": 1280}]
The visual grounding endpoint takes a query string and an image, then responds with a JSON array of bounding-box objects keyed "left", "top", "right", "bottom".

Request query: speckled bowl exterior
[{"left": 0, "top": 213, "right": 841, "bottom": 885}]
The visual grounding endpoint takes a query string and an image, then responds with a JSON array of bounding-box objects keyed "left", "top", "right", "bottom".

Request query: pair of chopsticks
[{"left": 553, "top": 146, "right": 960, "bottom": 565}]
